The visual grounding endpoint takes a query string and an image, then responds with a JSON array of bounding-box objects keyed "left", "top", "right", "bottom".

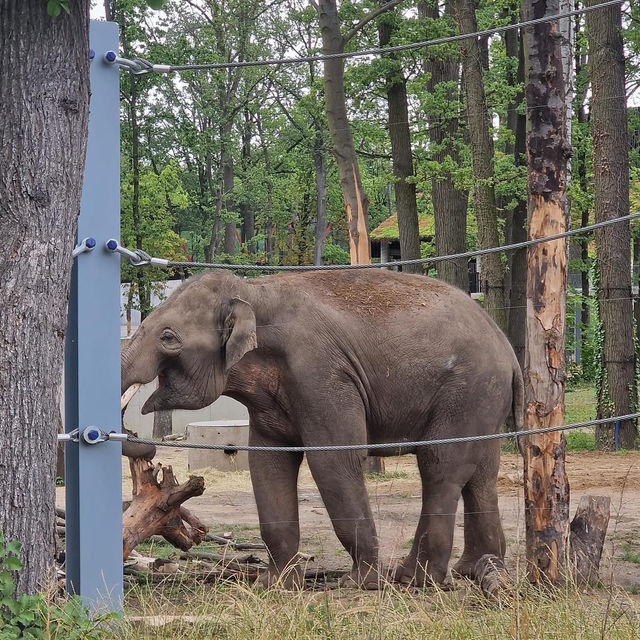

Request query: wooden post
[{"left": 521, "top": 0, "right": 570, "bottom": 584}]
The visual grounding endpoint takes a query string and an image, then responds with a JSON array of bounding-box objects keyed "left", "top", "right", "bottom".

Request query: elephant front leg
[
  {"left": 249, "top": 441, "right": 303, "bottom": 589},
  {"left": 306, "top": 450, "right": 380, "bottom": 589}
]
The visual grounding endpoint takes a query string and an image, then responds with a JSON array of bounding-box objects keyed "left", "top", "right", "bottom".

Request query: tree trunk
[
  {"left": 506, "top": 35, "right": 528, "bottom": 370},
  {"left": 241, "top": 108, "right": 256, "bottom": 254},
  {"left": 569, "top": 495, "right": 610, "bottom": 585},
  {"left": 586, "top": 0, "right": 636, "bottom": 450},
  {"left": 377, "top": 6, "right": 421, "bottom": 275},
  {"left": 0, "top": 0, "right": 90, "bottom": 594},
  {"left": 454, "top": 0, "right": 506, "bottom": 329},
  {"left": 422, "top": 0, "right": 469, "bottom": 291},
  {"left": 317, "top": 0, "right": 371, "bottom": 264},
  {"left": 521, "top": 0, "right": 570, "bottom": 584},
  {"left": 313, "top": 126, "right": 328, "bottom": 266}
]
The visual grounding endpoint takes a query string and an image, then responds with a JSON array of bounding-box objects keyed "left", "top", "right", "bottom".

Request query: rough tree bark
[
  {"left": 586, "top": 0, "right": 636, "bottom": 450},
  {"left": 421, "top": 0, "right": 469, "bottom": 291},
  {"left": 504, "top": 28, "right": 528, "bottom": 370},
  {"left": 316, "top": 0, "right": 372, "bottom": 264},
  {"left": 377, "top": 5, "right": 421, "bottom": 274},
  {"left": 313, "top": 125, "right": 329, "bottom": 266},
  {"left": 521, "top": 0, "right": 571, "bottom": 584},
  {"left": 0, "top": 1, "right": 90, "bottom": 594},
  {"left": 454, "top": 0, "right": 506, "bottom": 330}
]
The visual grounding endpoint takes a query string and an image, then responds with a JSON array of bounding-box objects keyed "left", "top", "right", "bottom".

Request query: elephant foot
[
  {"left": 389, "top": 561, "right": 449, "bottom": 588},
  {"left": 451, "top": 556, "right": 479, "bottom": 580},
  {"left": 257, "top": 564, "right": 304, "bottom": 590},
  {"left": 339, "top": 565, "right": 381, "bottom": 590}
]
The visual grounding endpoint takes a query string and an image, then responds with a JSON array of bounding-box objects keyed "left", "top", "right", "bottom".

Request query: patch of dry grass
[{"left": 114, "top": 575, "right": 639, "bottom": 640}]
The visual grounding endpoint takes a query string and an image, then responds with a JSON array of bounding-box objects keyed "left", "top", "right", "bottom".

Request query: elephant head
[{"left": 121, "top": 276, "right": 257, "bottom": 414}]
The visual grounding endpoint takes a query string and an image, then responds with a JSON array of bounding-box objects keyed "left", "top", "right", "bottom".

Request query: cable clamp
[
  {"left": 105, "top": 239, "right": 150, "bottom": 266},
  {"left": 72, "top": 237, "right": 96, "bottom": 258},
  {"left": 103, "top": 52, "right": 171, "bottom": 75},
  {"left": 58, "top": 429, "right": 80, "bottom": 443}
]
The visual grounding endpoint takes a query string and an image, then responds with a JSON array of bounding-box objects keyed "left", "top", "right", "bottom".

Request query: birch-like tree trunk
[
  {"left": 0, "top": 0, "right": 90, "bottom": 593},
  {"left": 586, "top": 0, "right": 636, "bottom": 450},
  {"left": 522, "top": 0, "right": 571, "bottom": 584}
]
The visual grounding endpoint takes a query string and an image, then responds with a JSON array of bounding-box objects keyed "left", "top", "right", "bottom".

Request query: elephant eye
[{"left": 160, "top": 330, "right": 181, "bottom": 350}]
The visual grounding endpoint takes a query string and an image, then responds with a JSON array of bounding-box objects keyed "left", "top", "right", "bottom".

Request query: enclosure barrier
[
  {"left": 63, "top": 0, "right": 630, "bottom": 611},
  {"left": 58, "top": 413, "right": 640, "bottom": 452}
]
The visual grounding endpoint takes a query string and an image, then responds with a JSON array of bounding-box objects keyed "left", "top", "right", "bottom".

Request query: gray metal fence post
[{"left": 64, "top": 20, "right": 122, "bottom": 611}]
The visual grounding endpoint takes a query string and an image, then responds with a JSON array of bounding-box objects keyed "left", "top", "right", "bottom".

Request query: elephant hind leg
[
  {"left": 391, "top": 448, "right": 475, "bottom": 587},
  {"left": 453, "top": 441, "right": 505, "bottom": 579}
]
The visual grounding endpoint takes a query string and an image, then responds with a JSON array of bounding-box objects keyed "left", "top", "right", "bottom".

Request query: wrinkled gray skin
[{"left": 121, "top": 270, "right": 524, "bottom": 589}]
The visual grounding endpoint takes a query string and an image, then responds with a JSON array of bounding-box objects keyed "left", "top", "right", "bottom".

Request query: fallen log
[
  {"left": 205, "top": 533, "right": 266, "bottom": 550},
  {"left": 123, "top": 459, "right": 207, "bottom": 559},
  {"left": 570, "top": 495, "right": 611, "bottom": 585}
]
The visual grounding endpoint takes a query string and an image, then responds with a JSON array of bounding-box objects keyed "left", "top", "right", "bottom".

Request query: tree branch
[{"left": 343, "top": 0, "right": 405, "bottom": 45}]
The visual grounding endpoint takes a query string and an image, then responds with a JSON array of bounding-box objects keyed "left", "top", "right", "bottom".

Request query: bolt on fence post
[{"left": 64, "top": 20, "right": 123, "bottom": 612}]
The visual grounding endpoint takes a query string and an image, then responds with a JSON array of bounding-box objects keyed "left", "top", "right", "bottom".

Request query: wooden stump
[
  {"left": 123, "top": 459, "right": 207, "bottom": 559},
  {"left": 474, "top": 554, "right": 508, "bottom": 599},
  {"left": 569, "top": 495, "right": 611, "bottom": 585}
]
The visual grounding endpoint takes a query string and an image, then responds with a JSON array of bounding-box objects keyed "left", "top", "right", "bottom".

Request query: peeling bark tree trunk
[
  {"left": 377, "top": 6, "right": 421, "bottom": 275},
  {"left": 123, "top": 459, "right": 207, "bottom": 559},
  {"left": 522, "top": 0, "right": 571, "bottom": 584},
  {"left": 454, "top": 0, "right": 506, "bottom": 329},
  {"left": 421, "top": 0, "right": 469, "bottom": 291},
  {"left": 317, "top": 0, "right": 371, "bottom": 264},
  {"left": 0, "top": 0, "right": 90, "bottom": 594},
  {"left": 586, "top": 0, "right": 636, "bottom": 451}
]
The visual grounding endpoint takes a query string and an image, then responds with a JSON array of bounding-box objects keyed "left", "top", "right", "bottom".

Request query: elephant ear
[{"left": 222, "top": 297, "right": 257, "bottom": 372}]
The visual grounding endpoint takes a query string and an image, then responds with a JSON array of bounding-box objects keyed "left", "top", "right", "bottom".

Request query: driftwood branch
[{"left": 123, "top": 458, "right": 207, "bottom": 559}]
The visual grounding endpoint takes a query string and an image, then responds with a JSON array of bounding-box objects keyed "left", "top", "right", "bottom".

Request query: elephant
[{"left": 121, "top": 269, "right": 524, "bottom": 589}]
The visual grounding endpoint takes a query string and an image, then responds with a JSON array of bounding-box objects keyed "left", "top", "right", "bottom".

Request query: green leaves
[
  {"left": 46, "top": 0, "right": 70, "bottom": 17},
  {"left": 146, "top": 0, "right": 166, "bottom": 8}
]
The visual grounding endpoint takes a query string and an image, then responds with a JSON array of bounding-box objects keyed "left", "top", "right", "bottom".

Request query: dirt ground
[{"left": 57, "top": 449, "right": 640, "bottom": 589}]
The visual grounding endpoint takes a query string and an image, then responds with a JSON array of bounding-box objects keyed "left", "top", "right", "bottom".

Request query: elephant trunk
[{"left": 121, "top": 331, "right": 158, "bottom": 394}]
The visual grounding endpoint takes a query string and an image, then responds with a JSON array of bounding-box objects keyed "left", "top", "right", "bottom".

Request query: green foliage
[
  {"left": 46, "top": 0, "right": 69, "bottom": 16},
  {"left": 565, "top": 431, "right": 596, "bottom": 452},
  {"left": 322, "top": 242, "right": 350, "bottom": 265},
  {"left": 0, "top": 531, "right": 116, "bottom": 639},
  {"left": 621, "top": 543, "right": 640, "bottom": 564}
]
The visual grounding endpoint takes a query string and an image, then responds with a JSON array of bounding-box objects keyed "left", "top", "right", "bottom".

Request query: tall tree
[
  {"left": 454, "top": 0, "right": 506, "bottom": 329},
  {"left": 314, "top": 0, "right": 402, "bottom": 264},
  {"left": 421, "top": 0, "right": 468, "bottom": 290},
  {"left": 0, "top": 0, "right": 90, "bottom": 593},
  {"left": 377, "top": 4, "right": 421, "bottom": 274},
  {"left": 521, "top": 0, "right": 570, "bottom": 584},
  {"left": 586, "top": 0, "right": 636, "bottom": 450}
]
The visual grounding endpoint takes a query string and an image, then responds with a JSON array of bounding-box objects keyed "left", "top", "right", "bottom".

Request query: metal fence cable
[
  {"left": 120, "top": 411, "right": 640, "bottom": 453},
  {"left": 109, "top": 0, "right": 624, "bottom": 74},
  {"left": 108, "top": 211, "right": 640, "bottom": 272}
]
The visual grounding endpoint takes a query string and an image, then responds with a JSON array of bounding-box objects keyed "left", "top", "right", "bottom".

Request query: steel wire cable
[
  {"left": 124, "top": 411, "right": 640, "bottom": 453},
  {"left": 119, "top": 211, "right": 640, "bottom": 271},
  {"left": 115, "top": 0, "right": 624, "bottom": 74}
]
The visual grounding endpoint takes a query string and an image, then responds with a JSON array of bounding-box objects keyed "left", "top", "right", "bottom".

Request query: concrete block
[{"left": 186, "top": 420, "right": 250, "bottom": 471}]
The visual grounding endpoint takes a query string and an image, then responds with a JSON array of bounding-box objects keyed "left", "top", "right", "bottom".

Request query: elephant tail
[{"left": 512, "top": 363, "right": 525, "bottom": 433}]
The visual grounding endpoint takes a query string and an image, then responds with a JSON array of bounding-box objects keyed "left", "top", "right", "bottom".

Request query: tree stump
[
  {"left": 123, "top": 459, "right": 207, "bottom": 559},
  {"left": 569, "top": 495, "right": 611, "bottom": 585},
  {"left": 474, "top": 554, "right": 508, "bottom": 599}
]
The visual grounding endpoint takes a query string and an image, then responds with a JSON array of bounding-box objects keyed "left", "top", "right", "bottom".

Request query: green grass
[
  {"left": 622, "top": 543, "right": 640, "bottom": 564},
  {"left": 564, "top": 382, "right": 597, "bottom": 425},
  {"left": 366, "top": 471, "right": 409, "bottom": 481},
  {"left": 113, "top": 577, "right": 639, "bottom": 639}
]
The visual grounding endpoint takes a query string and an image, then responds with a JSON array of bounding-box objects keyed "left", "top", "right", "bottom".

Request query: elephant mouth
[{"left": 141, "top": 367, "right": 211, "bottom": 414}]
